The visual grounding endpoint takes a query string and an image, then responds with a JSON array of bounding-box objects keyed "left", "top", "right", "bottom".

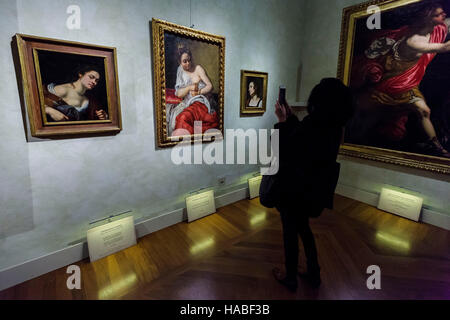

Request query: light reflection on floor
[
  {"left": 190, "top": 237, "right": 215, "bottom": 255},
  {"left": 98, "top": 273, "right": 138, "bottom": 299},
  {"left": 375, "top": 231, "right": 411, "bottom": 252},
  {"left": 250, "top": 212, "right": 267, "bottom": 226}
]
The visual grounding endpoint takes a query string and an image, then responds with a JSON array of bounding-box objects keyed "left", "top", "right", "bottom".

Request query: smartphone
[{"left": 279, "top": 85, "right": 286, "bottom": 106}]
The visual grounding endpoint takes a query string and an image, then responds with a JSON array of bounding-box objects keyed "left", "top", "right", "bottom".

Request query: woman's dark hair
[
  {"left": 307, "top": 78, "right": 355, "bottom": 126},
  {"left": 177, "top": 44, "right": 192, "bottom": 64},
  {"left": 418, "top": 1, "right": 444, "bottom": 23},
  {"left": 248, "top": 80, "right": 261, "bottom": 97},
  {"left": 70, "top": 64, "right": 102, "bottom": 83},
  {"left": 380, "top": 1, "right": 445, "bottom": 30}
]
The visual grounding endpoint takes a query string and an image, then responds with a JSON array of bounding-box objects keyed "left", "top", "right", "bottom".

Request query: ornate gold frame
[
  {"left": 151, "top": 18, "right": 225, "bottom": 148},
  {"left": 240, "top": 70, "right": 268, "bottom": 116},
  {"left": 337, "top": 0, "right": 450, "bottom": 174}
]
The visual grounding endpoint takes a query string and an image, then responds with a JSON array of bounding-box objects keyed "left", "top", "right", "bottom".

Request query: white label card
[
  {"left": 377, "top": 188, "right": 423, "bottom": 221},
  {"left": 248, "top": 176, "right": 262, "bottom": 199},
  {"left": 186, "top": 190, "right": 216, "bottom": 222},
  {"left": 87, "top": 216, "right": 137, "bottom": 262}
]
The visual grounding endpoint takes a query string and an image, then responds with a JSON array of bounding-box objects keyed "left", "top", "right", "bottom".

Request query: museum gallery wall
[
  {"left": 0, "top": 0, "right": 449, "bottom": 289},
  {"left": 0, "top": 0, "right": 304, "bottom": 279}
]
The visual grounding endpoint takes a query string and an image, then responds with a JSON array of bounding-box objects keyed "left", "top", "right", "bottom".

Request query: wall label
[
  {"left": 186, "top": 190, "right": 216, "bottom": 222},
  {"left": 377, "top": 188, "right": 423, "bottom": 221},
  {"left": 248, "top": 175, "right": 262, "bottom": 199},
  {"left": 87, "top": 215, "right": 137, "bottom": 262}
]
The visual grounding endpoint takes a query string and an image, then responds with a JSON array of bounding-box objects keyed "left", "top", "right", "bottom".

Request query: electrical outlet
[{"left": 218, "top": 176, "right": 226, "bottom": 186}]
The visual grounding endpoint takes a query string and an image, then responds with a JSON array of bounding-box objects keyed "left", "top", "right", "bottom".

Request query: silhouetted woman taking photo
[{"left": 272, "top": 78, "right": 354, "bottom": 291}]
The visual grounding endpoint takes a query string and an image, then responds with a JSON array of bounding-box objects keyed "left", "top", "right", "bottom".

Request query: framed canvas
[
  {"left": 15, "top": 34, "right": 122, "bottom": 138},
  {"left": 240, "top": 70, "right": 268, "bottom": 115},
  {"left": 337, "top": 0, "right": 450, "bottom": 174},
  {"left": 152, "top": 18, "right": 225, "bottom": 148}
]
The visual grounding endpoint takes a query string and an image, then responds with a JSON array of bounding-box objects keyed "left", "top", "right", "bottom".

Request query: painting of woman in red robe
[
  {"left": 344, "top": 0, "right": 450, "bottom": 159},
  {"left": 165, "top": 43, "right": 219, "bottom": 137},
  {"left": 152, "top": 19, "right": 224, "bottom": 147}
]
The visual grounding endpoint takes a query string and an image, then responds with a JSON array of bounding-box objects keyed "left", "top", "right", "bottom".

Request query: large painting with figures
[
  {"left": 338, "top": 0, "right": 450, "bottom": 173},
  {"left": 152, "top": 18, "right": 225, "bottom": 148}
]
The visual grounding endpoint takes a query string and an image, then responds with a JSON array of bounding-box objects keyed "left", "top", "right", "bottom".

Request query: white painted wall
[{"left": 0, "top": 0, "right": 306, "bottom": 270}]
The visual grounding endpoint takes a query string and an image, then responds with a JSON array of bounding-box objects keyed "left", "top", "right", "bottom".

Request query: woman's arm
[
  {"left": 45, "top": 106, "right": 69, "bottom": 121},
  {"left": 175, "top": 84, "right": 195, "bottom": 98},
  {"left": 407, "top": 36, "right": 450, "bottom": 53},
  {"left": 196, "top": 65, "right": 213, "bottom": 95}
]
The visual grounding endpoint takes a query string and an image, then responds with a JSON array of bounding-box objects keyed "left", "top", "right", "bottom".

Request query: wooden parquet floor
[{"left": 1, "top": 195, "right": 449, "bottom": 300}]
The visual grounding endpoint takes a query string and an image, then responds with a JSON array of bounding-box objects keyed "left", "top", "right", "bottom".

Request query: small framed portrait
[
  {"left": 15, "top": 34, "right": 122, "bottom": 138},
  {"left": 152, "top": 18, "right": 225, "bottom": 148},
  {"left": 338, "top": 0, "right": 450, "bottom": 173},
  {"left": 240, "top": 70, "right": 268, "bottom": 115}
]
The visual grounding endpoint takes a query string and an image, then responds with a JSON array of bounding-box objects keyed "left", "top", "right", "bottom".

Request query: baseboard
[
  {"left": 0, "top": 242, "right": 89, "bottom": 293},
  {"left": 0, "top": 186, "right": 250, "bottom": 291},
  {"left": 335, "top": 183, "right": 379, "bottom": 206},
  {"left": 335, "top": 183, "right": 450, "bottom": 231},
  {"left": 421, "top": 208, "right": 450, "bottom": 231}
]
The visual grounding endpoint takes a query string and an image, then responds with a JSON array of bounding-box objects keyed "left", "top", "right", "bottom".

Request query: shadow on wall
[{"left": 0, "top": 40, "right": 35, "bottom": 239}]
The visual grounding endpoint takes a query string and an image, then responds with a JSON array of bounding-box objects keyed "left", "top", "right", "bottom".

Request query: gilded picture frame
[
  {"left": 15, "top": 34, "right": 122, "bottom": 138},
  {"left": 151, "top": 18, "right": 225, "bottom": 148},
  {"left": 337, "top": 0, "right": 450, "bottom": 174},
  {"left": 240, "top": 70, "right": 268, "bottom": 116}
]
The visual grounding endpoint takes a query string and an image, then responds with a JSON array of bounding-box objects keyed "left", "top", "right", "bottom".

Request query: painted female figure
[
  {"left": 246, "top": 81, "right": 262, "bottom": 108},
  {"left": 44, "top": 65, "right": 108, "bottom": 122},
  {"left": 348, "top": 3, "right": 450, "bottom": 158},
  {"left": 167, "top": 44, "right": 219, "bottom": 137}
]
